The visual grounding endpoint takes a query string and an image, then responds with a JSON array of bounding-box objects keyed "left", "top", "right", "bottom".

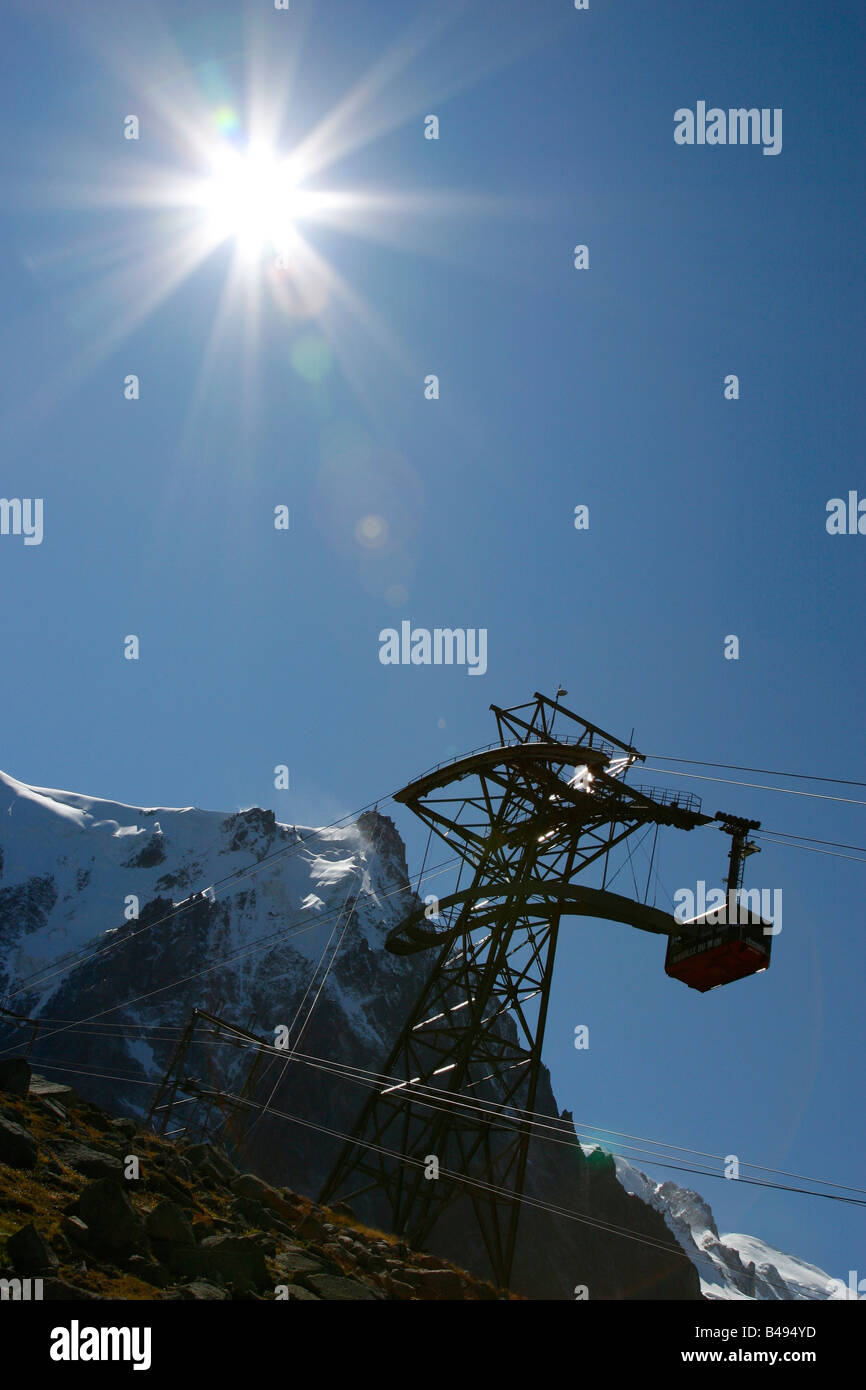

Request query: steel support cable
[
  {"left": 644, "top": 766, "right": 866, "bottom": 808},
  {"left": 34, "top": 1043, "right": 866, "bottom": 1210},
  {"left": 286, "top": 879, "right": 359, "bottom": 1049},
  {"left": 282, "top": 1055, "right": 866, "bottom": 1200},
  {"left": 37, "top": 1017, "right": 864, "bottom": 1202},
  {"left": 758, "top": 830, "right": 866, "bottom": 853},
  {"left": 193, "top": 1084, "right": 866, "bottom": 1284},
  {"left": 645, "top": 755, "right": 866, "bottom": 791},
  {"left": 28, "top": 1059, "right": 160, "bottom": 1087},
  {"left": 754, "top": 836, "right": 866, "bottom": 865},
  {"left": 208, "top": 1022, "right": 866, "bottom": 1200},
  {"left": 191, "top": 1086, "right": 716, "bottom": 1263},
  {"left": 634, "top": 826, "right": 671, "bottom": 911},
  {"left": 415, "top": 821, "right": 434, "bottom": 898},
  {"left": 600, "top": 825, "right": 655, "bottom": 892},
  {"left": 248, "top": 851, "right": 372, "bottom": 1141},
  {"left": 26, "top": 1013, "right": 860, "bottom": 1203},
  {"left": 644, "top": 823, "right": 659, "bottom": 906},
  {"left": 17, "top": 985, "right": 862, "bottom": 1201}
]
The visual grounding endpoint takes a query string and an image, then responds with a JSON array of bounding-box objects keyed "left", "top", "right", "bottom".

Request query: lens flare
[{"left": 213, "top": 105, "right": 240, "bottom": 136}]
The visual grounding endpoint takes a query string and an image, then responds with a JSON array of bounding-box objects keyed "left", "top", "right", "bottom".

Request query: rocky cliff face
[{"left": 0, "top": 770, "right": 699, "bottom": 1300}]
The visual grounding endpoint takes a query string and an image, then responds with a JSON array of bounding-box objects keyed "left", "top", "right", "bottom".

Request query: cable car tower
[{"left": 319, "top": 692, "right": 773, "bottom": 1288}]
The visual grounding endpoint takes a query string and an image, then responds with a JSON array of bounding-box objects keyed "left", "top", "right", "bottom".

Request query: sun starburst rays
[{"left": 9, "top": 5, "right": 522, "bottom": 447}]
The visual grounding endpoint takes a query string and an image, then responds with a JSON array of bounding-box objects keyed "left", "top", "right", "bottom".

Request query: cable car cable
[
  {"left": 754, "top": 836, "right": 866, "bottom": 865},
  {"left": 645, "top": 755, "right": 866, "bottom": 790},
  {"left": 202, "top": 1024, "right": 866, "bottom": 1200},
  {"left": 643, "top": 766, "right": 866, "bottom": 807}
]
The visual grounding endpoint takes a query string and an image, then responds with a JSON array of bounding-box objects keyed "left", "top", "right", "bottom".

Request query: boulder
[
  {"left": 145, "top": 1199, "right": 196, "bottom": 1248},
  {"left": 0, "top": 1113, "right": 38, "bottom": 1169},
  {"left": 28, "top": 1074, "right": 75, "bottom": 1101},
  {"left": 109, "top": 1117, "right": 138, "bottom": 1139},
  {"left": 197, "top": 1159, "right": 226, "bottom": 1187},
  {"left": 51, "top": 1142, "right": 123, "bottom": 1180},
  {"left": 33, "top": 1097, "right": 66, "bottom": 1123},
  {"left": 184, "top": 1144, "right": 237, "bottom": 1182},
  {"left": 159, "top": 1150, "right": 195, "bottom": 1183},
  {"left": 230, "top": 1173, "right": 297, "bottom": 1223},
  {"left": 77, "top": 1179, "right": 146, "bottom": 1255},
  {"left": 295, "top": 1212, "right": 327, "bottom": 1242},
  {"left": 7, "top": 1223, "right": 58, "bottom": 1273},
  {"left": 145, "top": 1171, "right": 196, "bottom": 1207},
  {"left": 271, "top": 1251, "right": 326, "bottom": 1279},
  {"left": 303, "top": 1273, "right": 381, "bottom": 1300},
  {"left": 60, "top": 1215, "right": 90, "bottom": 1247},
  {"left": 229, "top": 1195, "right": 294, "bottom": 1237}
]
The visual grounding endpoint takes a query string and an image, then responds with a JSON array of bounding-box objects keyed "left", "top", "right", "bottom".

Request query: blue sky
[{"left": 1, "top": 0, "right": 864, "bottom": 1286}]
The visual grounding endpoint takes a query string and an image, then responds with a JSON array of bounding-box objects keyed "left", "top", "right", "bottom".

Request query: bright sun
[{"left": 196, "top": 146, "right": 305, "bottom": 260}]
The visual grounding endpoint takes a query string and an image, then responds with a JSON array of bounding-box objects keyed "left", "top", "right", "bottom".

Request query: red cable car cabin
[{"left": 665, "top": 904, "right": 773, "bottom": 992}]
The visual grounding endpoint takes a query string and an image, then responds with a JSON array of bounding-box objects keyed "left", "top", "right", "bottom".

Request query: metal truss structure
[{"left": 319, "top": 692, "right": 728, "bottom": 1287}]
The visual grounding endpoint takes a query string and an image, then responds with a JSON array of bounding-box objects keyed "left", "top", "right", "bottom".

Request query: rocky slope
[{"left": 0, "top": 1061, "right": 509, "bottom": 1300}]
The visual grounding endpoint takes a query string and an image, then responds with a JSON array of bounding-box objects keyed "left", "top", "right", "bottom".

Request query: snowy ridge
[
  {"left": 604, "top": 1151, "right": 849, "bottom": 1300},
  {"left": 0, "top": 768, "right": 404, "bottom": 1010},
  {"left": 0, "top": 766, "right": 426, "bottom": 1123}
]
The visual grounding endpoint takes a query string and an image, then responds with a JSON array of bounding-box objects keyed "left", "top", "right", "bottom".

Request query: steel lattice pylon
[{"left": 319, "top": 692, "right": 716, "bottom": 1288}]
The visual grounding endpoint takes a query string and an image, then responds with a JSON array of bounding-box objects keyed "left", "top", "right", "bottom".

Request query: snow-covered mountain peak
[{"left": 609, "top": 1153, "right": 847, "bottom": 1301}]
